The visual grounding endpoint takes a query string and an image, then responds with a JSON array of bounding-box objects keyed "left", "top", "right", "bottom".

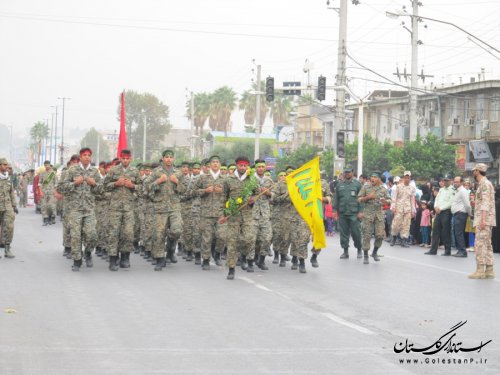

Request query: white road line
[
  {"left": 321, "top": 313, "right": 376, "bottom": 335},
  {"left": 384, "top": 255, "right": 500, "bottom": 282},
  {"left": 238, "top": 276, "right": 272, "bottom": 291}
]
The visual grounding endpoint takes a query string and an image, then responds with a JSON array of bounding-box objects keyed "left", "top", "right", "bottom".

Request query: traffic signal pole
[{"left": 254, "top": 64, "right": 262, "bottom": 161}]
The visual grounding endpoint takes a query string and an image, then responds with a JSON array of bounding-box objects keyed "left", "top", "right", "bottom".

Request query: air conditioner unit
[{"left": 447, "top": 125, "right": 453, "bottom": 136}]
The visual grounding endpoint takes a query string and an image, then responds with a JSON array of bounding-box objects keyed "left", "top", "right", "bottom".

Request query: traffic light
[
  {"left": 317, "top": 75, "right": 326, "bottom": 101},
  {"left": 266, "top": 76, "right": 274, "bottom": 102},
  {"left": 336, "top": 131, "right": 345, "bottom": 158}
]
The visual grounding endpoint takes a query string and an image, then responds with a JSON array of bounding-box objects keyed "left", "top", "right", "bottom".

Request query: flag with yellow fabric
[{"left": 286, "top": 156, "right": 326, "bottom": 249}]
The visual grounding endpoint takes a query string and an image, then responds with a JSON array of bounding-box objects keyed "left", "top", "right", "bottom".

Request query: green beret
[{"left": 162, "top": 149, "right": 175, "bottom": 157}]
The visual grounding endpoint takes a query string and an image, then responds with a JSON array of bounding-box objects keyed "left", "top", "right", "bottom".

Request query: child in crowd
[
  {"left": 419, "top": 201, "right": 431, "bottom": 247},
  {"left": 324, "top": 202, "right": 334, "bottom": 236}
]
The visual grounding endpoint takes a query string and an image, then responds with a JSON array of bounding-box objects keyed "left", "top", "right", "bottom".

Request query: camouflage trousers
[
  {"left": 254, "top": 218, "right": 272, "bottom": 257},
  {"left": 41, "top": 192, "right": 56, "bottom": 219},
  {"left": 133, "top": 207, "right": 140, "bottom": 244},
  {"left": 142, "top": 209, "right": 154, "bottom": 251},
  {"left": 62, "top": 202, "right": 71, "bottom": 248},
  {"left": 362, "top": 214, "right": 385, "bottom": 251},
  {"left": 95, "top": 202, "right": 109, "bottom": 250},
  {"left": 475, "top": 226, "right": 494, "bottom": 266},
  {"left": 68, "top": 210, "right": 96, "bottom": 261},
  {"left": 200, "top": 217, "right": 225, "bottom": 260},
  {"left": 108, "top": 210, "right": 135, "bottom": 256},
  {"left": 152, "top": 210, "right": 183, "bottom": 259},
  {"left": 290, "top": 217, "right": 310, "bottom": 259},
  {"left": 226, "top": 213, "right": 256, "bottom": 268},
  {"left": 274, "top": 213, "right": 292, "bottom": 255},
  {"left": 180, "top": 203, "right": 194, "bottom": 252},
  {"left": 391, "top": 211, "right": 412, "bottom": 238},
  {"left": 191, "top": 207, "right": 201, "bottom": 253},
  {"left": 0, "top": 208, "right": 15, "bottom": 245}
]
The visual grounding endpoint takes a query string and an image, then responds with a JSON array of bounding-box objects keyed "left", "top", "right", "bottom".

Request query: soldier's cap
[
  {"left": 370, "top": 171, "right": 380, "bottom": 178},
  {"left": 43, "top": 160, "right": 51, "bottom": 165},
  {"left": 192, "top": 162, "right": 201, "bottom": 168},
  {"left": 162, "top": 149, "right": 175, "bottom": 157},
  {"left": 472, "top": 163, "right": 488, "bottom": 172},
  {"left": 0, "top": 157, "right": 8, "bottom": 165},
  {"left": 344, "top": 166, "right": 353, "bottom": 173},
  {"left": 209, "top": 155, "right": 221, "bottom": 163},
  {"left": 393, "top": 176, "right": 401, "bottom": 182},
  {"left": 442, "top": 174, "right": 452, "bottom": 180},
  {"left": 181, "top": 160, "right": 190, "bottom": 167},
  {"left": 403, "top": 170, "right": 411, "bottom": 177}
]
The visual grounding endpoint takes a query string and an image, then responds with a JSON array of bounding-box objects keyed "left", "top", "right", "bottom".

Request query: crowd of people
[{"left": 0, "top": 150, "right": 497, "bottom": 281}]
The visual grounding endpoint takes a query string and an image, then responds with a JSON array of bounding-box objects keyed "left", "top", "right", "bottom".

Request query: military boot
[
  {"left": 71, "top": 259, "right": 82, "bottom": 272},
  {"left": 43, "top": 217, "right": 49, "bottom": 226},
  {"left": 133, "top": 241, "right": 140, "bottom": 254},
  {"left": 291, "top": 256, "right": 298, "bottom": 270},
  {"left": 247, "top": 259, "right": 254, "bottom": 273},
  {"left": 95, "top": 246, "right": 102, "bottom": 257},
  {"left": 109, "top": 256, "right": 119, "bottom": 271},
  {"left": 279, "top": 253, "right": 287, "bottom": 267},
  {"left": 299, "top": 258, "right": 306, "bottom": 273},
  {"left": 401, "top": 238, "right": 410, "bottom": 248},
  {"left": 138, "top": 245, "right": 145, "bottom": 256},
  {"left": 468, "top": 264, "right": 485, "bottom": 279},
  {"left": 154, "top": 258, "right": 164, "bottom": 271},
  {"left": 390, "top": 236, "right": 397, "bottom": 246},
  {"left": 194, "top": 252, "right": 201, "bottom": 265},
  {"left": 357, "top": 248, "right": 363, "bottom": 259},
  {"left": 166, "top": 239, "right": 178, "bottom": 263},
  {"left": 363, "top": 250, "right": 369, "bottom": 264},
  {"left": 310, "top": 253, "right": 319, "bottom": 268},
  {"left": 101, "top": 249, "right": 109, "bottom": 260},
  {"left": 85, "top": 251, "right": 93, "bottom": 268},
  {"left": 177, "top": 241, "right": 184, "bottom": 256},
  {"left": 214, "top": 252, "right": 222, "bottom": 266},
  {"left": 485, "top": 265, "right": 495, "bottom": 279},
  {"left": 202, "top": 259, "right": 210, "bottom": 270},
  {"left": 227, "top": 267, "right": 235, "bottom": 280},
  {"left": 186, "top": 251, "right": 193, "bottom": 262},
  {"left": 240, "top": 256, "right": 248, "bottom": 270},
  {"left": 51, "top": 216, "right": 56, "bottom": 225},
  {"left": 63, "top": 247, "right": 71, "bottom": 257},
  {"left": 257, "top": 255, "right": 268, "bottom": 270},
  {"left": 340, "top": 248, "right": 349, "bottom": 259},
  {"left": 4, "top": 245, "right": 15, "bottom": 259},
  {"left": 144, "top": 250, "right": 152, "bottom": 260},
  {"left": 371, "top": 247, "right": 380, "bottom": 262},
  {"left": 272, "top": 251, "right": 279, "bottom": 264},
  {"left": 119, "top": 252, "right": 131, "bottom": 268}
]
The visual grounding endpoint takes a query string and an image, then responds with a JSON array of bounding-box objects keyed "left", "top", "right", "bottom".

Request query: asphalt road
[{"left": 1, "top": 207, "right": 499, "bottom": 374}]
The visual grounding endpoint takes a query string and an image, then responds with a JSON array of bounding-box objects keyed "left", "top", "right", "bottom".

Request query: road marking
[
  {"left": 238, "top": 276, "right": 272, "bottom": 291},
  {"left": 321, "top": 313, "right": 376, "bottom": 335}
]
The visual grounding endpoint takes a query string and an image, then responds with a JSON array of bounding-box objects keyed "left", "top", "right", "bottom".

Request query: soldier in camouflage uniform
[
  {"left": 220, "top": 156, "right": 260, "bottom": 280},
  {"left": 310, "top": 177, "right": 333, "bottom": 268},
  {"left": 194, "top": 155, "right": 226, "bottom": 270},
  {"left": 39, "top": 160, "right": 57, "bottom": 225},
  {"left": 270, "top": 171, "right": 286, "bottom": 264},
  {"left": 104, "top": 149, "right": 140, "bottom": 271},
  {"left": 469, "top": 163, "right": 496, "bottom": 279},
  {"left": 145, "top": 149, "right": 185, "bottom": 271},
  {"left": 61, "top": 148, "right": 101, "bottom": 271},
  {"left": 141, "top": 163, "right": 156, "bottom": 261},
  {"left": 0, "top": 157, "right": 18, "bottom": 259},
  {"left": 94, "top": 161, "right": 110, "bottom": 258},
  {"left": 390, "top": 171, "right": 416, "bottom": 248},
  {"left": 252, "top": 159, "right": 274, "bottom": 270},
  {"left": 190, "top": 161, "right": 202, "bottom": 264},
  {"left": 55, "top": 155, "right": 80, "bottom": 258},
  {"left": 358, "top": 172, "right": 391, "bottom": 264},
  {"left": 178, "top": 161, "right": 195, "bottom": 261}
]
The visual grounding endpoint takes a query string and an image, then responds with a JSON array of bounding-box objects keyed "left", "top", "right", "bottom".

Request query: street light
[{"left": 58, "top": 97, "right": 71, "bottom": 165}]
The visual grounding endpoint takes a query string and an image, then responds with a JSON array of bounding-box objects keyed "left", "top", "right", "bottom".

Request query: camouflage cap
[
  {"left": 162, "top": 149, "right": 175, "bottom": 157},
  {"left": 472, "top": 163, "right": 488, "bottom": 172},
  {"left": 0, "top": 157, "right": 8, "bottom": 165}
]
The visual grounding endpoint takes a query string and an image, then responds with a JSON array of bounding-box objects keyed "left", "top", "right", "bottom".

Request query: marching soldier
[
  {"left": 39, "top": 161, "right": 57, "bottom": 225},
  {"left": 179, "top": 161, "right": 195, "bottom": 261},
  {"left": 358, "top": 172, "right": 391, "bottom": 263},
  {"left": 190, "top": 161, "right": 202, "bottom": 264},
  {"left": 333, "top": 166, "right": 363, "bottom": 260},
  {"left": 0, "top": 157, "right": 18, "bottom": 259},
  {"left": 270, "top": 171, "right": 287, "bottom": 264},
  {"left": 104, "top": 149, "right": 140, "bottom": 271},
  {"left": 310, "top": 176, "right": 333, "bottom": 267}
]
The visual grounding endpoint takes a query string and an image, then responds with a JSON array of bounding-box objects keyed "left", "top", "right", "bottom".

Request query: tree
[
  {"left": 270, "top": 93, "right": 293, "bottom": 126},
  {"left": 239, "top": 80, "right": 269, "bottom": 130},
  {"left": 345, "top": 134, "right": 393, "bottom": 175},
  {"left": 210, "top": 140, "right": 273, "bottom": 165},
  {"left": 208, "top": 86, "right": 237, "bottom": 134},
  {"left": 185, "top": 92, "right": 211, "bottom": 136},
  {"left": 29, "top": 121, "right": 49, "bottom": 166},
  {"left": 117, "top": 91, "right": 171, "bottom": 161},
  {"left": 80, "top": 127, "right": 111, "bottom": 162},
  {"left": 275, "top": 144, "right": 333, "bottom": 179}
]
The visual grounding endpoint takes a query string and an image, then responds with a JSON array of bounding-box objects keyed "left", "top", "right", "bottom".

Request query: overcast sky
[{"left": 0, "top": 0, "right": 499, "bottom": 139}]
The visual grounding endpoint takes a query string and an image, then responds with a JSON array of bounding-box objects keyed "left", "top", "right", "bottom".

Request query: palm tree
[
  {"left": 270, "top": 93, "right": 293, "bottom": 126},
  {"left": 185, "top": 92, "right": 211, "bottom": 136},
  {"left": 239, "top": 80, "right": 270, "bottom": 131},
  {"left": 30, "top": 121, "right": 49, "bottom": 165},
  {"left": 209, "top": 86, "right": 237, "bottom": 135}
]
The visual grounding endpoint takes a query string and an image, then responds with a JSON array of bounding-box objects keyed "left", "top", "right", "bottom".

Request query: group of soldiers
[{"left": 45, "top": 147, "right": 332, "bottom": 280}]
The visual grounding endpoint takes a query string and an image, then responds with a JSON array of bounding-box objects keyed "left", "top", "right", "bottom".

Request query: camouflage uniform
[
  {"left": 0, "top": 169, "right": 17, "bottom": 257},
  {"left": 190, "top": 175, "right": 202, "bottom": 256},
  {"left": 145, "top": 165, "right": 185, "bottom": 261},
  {"left": 61, "top": 164, "right": 101, "bottom": 261},
  {"left": 95, "top": 172, "right": 111, "bottom": 253},
  {"left": 271, "top": 180, "right": 294, "bottom": 263},
  {"left": 195, "top": 171, "right": 226, "bottom": 262},
  {"left": 223, "top": 171, "right": 259, "bottom": 269},
  {"left": 391, "top": 183, "right": 416, "bottom": 239},
  {"left": 39, "top": 169, "right": 57, "bottom": 223},
  {"left": 473, "top": 175, "right": 496, "bottom": 269},
  {"left": 56, "top": 167, "right": 72, "bottom": 253},
  {"left": 179, "top": 173, "right": 196, "bottom": 256},
  {"left": 253, "top": 175, "right": 274, "bottom": 259},
  {"left": 104, "top": 164, "right": 140, "bottom": 257},
  {"left": 359, "top": 183, "right": 390, "bottom": 256}
]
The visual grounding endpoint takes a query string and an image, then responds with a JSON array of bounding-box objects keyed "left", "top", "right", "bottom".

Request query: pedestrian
[
  {"left": 358, "top": 172, "right": 391, "bottom": 263},
  {"left": 103, "top": 149, "right": 140, "bottom": 271},
  {"left": 425, "top": 175, "right": 454, "bottom": 256},
  {"left": 451, "top": 176, "right": 471, "bottom": 258},
  {"left": 419, "top": 201, "right": 431, "bottom": 247},
  {"left": 468, "top": 163, "right": 496, "bottom": 279},
  {"left": 0, "top": 157, "right": 18, "bottom": 259},
  {"left": 333, "top": 166, "right": 363, "bottom": 259}
]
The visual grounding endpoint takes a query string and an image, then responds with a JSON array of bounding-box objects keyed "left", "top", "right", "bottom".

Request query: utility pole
[
  {"left": 334, "top": 0, "right": 347, "bottom": 160},
  {"left": 409, "top": 0, "right": 419, "bottom": 140},
  {"left": 58, "top": 97, "right": 70, "bottom": 165},
  {"left": 254, "top": 64, "right": 262, "bottom": 161},
  {"left": 51, "top": 106, "right": 58, "bottom": 163}
]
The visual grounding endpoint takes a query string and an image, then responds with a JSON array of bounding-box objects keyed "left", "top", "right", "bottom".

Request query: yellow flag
[{"left": 286, "top": 157, "right": 326, "bottom": 249}]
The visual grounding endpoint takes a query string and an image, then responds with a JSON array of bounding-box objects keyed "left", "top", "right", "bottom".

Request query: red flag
[{"left": 117, "top": 91, "right": 127, "bottom": 157}]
